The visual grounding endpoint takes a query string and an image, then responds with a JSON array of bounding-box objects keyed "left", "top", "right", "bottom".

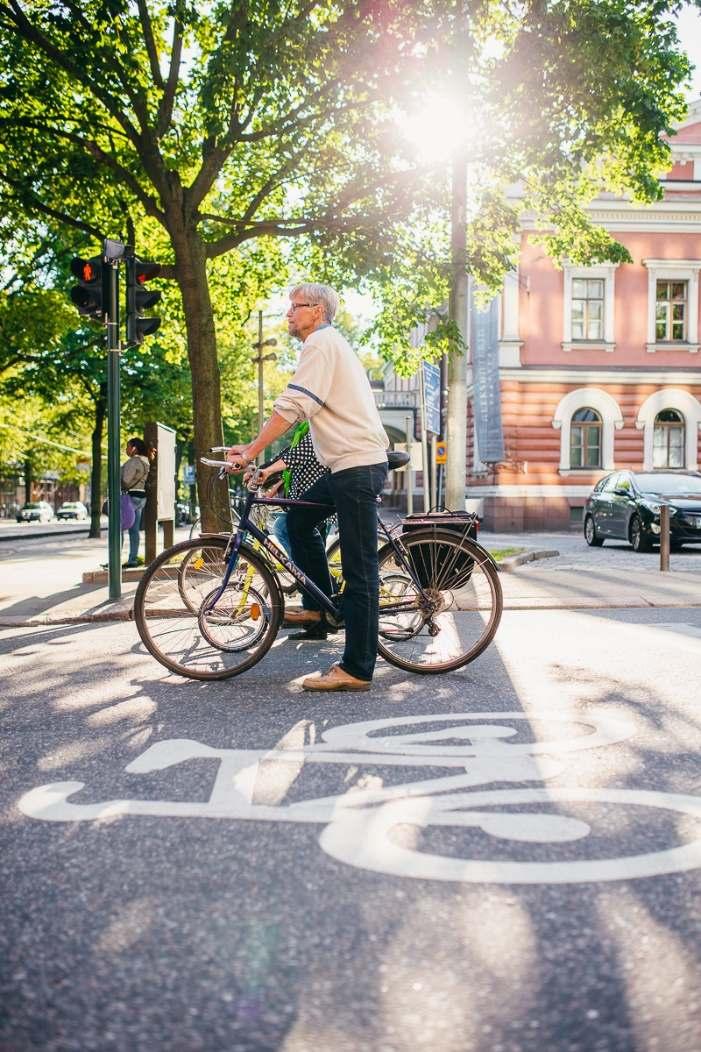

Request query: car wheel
[
  {"left": 584, "top": 515, "right": 604, "bottom": 547},
  {"left": 630, "top": 515, "right": 652, "bottom": 553}
]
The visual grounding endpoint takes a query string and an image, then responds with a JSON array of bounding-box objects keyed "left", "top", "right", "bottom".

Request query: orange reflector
[
  {"left": 193, "top": 557, "right": 204, "bottom": 570},
  {"left": 250, "top": 603, "right": 261, "bottom": 620}
]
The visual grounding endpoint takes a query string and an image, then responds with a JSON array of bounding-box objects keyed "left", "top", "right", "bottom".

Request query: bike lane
[{"left": 1, "top": 606, "right": 700, "bottom": 1051}]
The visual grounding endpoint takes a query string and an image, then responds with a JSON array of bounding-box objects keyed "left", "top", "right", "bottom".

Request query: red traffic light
[
  {"left": 69, "top": 255, "right": 104, "bottom": 320},
  {"left": 135, "top": 262, "right": 161, "bottom": 284},
  {"left": 70, "top": 256, "right": 101, "bottom": 284}
]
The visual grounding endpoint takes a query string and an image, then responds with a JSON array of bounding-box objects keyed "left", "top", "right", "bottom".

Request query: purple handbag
[{"left": 120, "top": 492, "right": 136, "bottom": 529}]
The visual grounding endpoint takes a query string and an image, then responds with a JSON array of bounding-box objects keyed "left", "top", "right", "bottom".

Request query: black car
[{"left": 584, "top": 470, "right": 701, "bottom": 552}]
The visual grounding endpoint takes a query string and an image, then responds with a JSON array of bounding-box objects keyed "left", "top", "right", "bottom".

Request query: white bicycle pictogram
[{"left": 18, "top": 709, "right": 701, "bottom": 884}]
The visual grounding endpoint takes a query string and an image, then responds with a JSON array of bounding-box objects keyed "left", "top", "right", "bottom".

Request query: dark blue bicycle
[{"left": 134, "top": 452, "right": 502, "bottom": 680}]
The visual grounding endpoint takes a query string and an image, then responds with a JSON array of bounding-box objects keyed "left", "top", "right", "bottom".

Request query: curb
[
  {"left": 4, "top": 595, "right": 701, "bottom": 627},
  {"left": 0, "top": 525, "right": 98, "bottom": 543},
  {"left": 497, "top": 549, "right": 560, "bottom": 572},
  {"left": 0, "top": 608, "right": 134, "bottom": 627}
]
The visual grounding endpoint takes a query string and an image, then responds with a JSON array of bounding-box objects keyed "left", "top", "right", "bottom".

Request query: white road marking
[{"left": 16, "top": 709, "right": 701, "bottom": 885}]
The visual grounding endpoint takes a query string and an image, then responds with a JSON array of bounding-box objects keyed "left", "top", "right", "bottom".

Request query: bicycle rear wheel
[
  {"left": 134, "top": 537, "right": 282, "bottom": 680},
  {"left": 376, "top": 528, "right": 502, "bottom": 674}
]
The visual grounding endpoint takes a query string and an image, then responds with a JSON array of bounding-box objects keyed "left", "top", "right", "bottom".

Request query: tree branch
[
  {"left": 1, "top": 0, "right": 142, "bottom": 148},
  {"left": 137, "top": 0, "right": 164, "bottom": 90},
  {"left": 156, "top": 2, "right": 184, "bottom": 138},
  {"left": 0, "top": 176, "right": 105, "bottom": 239}
]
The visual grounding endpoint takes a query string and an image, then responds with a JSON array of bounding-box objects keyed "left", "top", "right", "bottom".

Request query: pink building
[
  {"left": 465, "top": 97, "right": 701, "bottom": 530},
  {"left": 378, "top": 99, "right": 701, "bottom": 527}
]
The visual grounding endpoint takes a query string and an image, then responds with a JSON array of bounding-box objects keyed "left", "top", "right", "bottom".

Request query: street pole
[
  {"left": 445, "top": 148, "right": 469, "bottom": 512},
  {"left": 419, "top": 367, "right": 430, "bottom": 512},
  {"left": 251, "top": 311, "right": 277, "bottom": 465},
  {"left": 405, "top": 413, "right": 414, "bottom": 516},
  {"left": 106, "top": 253, "right": 121, "bottom": 599},
  {"left": 257, "top": 310, "right": 264, "bottom": 434},
  {"left": 660, "top": 505, "right": 670, "bottom": 572}
]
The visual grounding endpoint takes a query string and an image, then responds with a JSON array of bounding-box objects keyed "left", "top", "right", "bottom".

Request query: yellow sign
[{"left": 435, "top": 441, "right": 447, "bottom": 464}]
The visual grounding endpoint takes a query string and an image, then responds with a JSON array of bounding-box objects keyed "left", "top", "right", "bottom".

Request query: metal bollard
[{"left": 660, "top": 504, "right": 670, "bottom": 572}]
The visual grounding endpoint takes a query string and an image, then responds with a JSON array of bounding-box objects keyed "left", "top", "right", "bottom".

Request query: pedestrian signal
[
  {"left": 126, "top": 256, "right": 162, "bottom": 345},
  {"left": 69, "top": 255, "right": 106, "bottom": 321}
]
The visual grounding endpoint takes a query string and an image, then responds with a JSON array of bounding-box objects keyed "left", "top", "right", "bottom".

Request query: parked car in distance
[
  {"left": 584, "top": 470, "right": 701, "bottom": 552},
  {"left": 175, "top": 501, "right": 200, "bottom": 526},
  {"left": 16, "top": 500, "right": 55, "bottom": 523},
  {"left": 56, "top": 500, "right": 89, "bottom": 521}
]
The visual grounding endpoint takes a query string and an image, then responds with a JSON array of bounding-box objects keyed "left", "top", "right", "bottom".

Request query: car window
[
  {"left": 615, "top": 474, "right": 632, "bottom": 494},
  {"left": 601, "top": 474, "right": 620, "bottom": 493},
  {"left": 634, "top": 473, "right": 701, "bottom": 496}
]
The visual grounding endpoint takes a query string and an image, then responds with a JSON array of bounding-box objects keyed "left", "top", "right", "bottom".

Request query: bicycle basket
[{"left": 401, "top": 512, "right": 479, "bottom": 590}]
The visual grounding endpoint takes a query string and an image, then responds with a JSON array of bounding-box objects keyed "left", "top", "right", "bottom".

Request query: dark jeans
[{"left": 286, "top": 462, "right": 388, "bottom": 681}]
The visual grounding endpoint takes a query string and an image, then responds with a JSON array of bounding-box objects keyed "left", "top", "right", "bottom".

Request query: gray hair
[{"left": 290, "top": 282, "right": 339, "bottom": 322}]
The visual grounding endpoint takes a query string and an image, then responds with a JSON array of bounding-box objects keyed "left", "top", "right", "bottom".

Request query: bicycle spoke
[
  {"left": 134, "top": 538, "right": 282, "bottom": 680},
  {"left": 377, "top": 529, "right": 502, "bottom": 673}
]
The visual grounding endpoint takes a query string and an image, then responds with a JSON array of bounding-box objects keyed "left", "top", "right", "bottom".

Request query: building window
[
  {"left": 571, "top": 280, "right": 604, "bottom": 341},
  {"left": 570, "top": 408, "right": 602, "bottom": 468},
  {"left": 653, "top": 409, "right": 686, "bottom": 468},
  {"left": 655, "top": 281, "right": 687, "bottom": 342},
  {"left": 562, "top": 264, "right": 617, "bottom": 352},
  {"left": 644, "top": 260, "right": 701, "bottom": 353}
]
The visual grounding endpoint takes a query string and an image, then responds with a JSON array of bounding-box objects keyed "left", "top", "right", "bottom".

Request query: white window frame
[
  {"left": 562, "top": 263, "right": 617, "bottom": 353},
  {"left": 553, "top": 388, "right": 624, "bottom": 472},
  {"left": 643, "top": 260, "right": 701, "bottom": 353},
  {"left": 636, "top": 389, "right": 701, "bottom": 471}
]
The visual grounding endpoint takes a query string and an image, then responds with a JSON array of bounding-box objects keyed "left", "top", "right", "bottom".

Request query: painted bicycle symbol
[{"left": 18, "top": 710, "right": 701, "bottom": 884}]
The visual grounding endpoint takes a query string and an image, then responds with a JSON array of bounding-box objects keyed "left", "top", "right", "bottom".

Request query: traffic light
[
  {"left": 69, "top": 256, "right": 106, "bottom": 321},
  {"left": 126, "top": 256, "right": 162, "bottom": 345}
]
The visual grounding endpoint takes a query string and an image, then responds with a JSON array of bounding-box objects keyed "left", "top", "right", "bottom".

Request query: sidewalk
[{"left": 2, "top": 537, "right": 700, "bottom": 626}]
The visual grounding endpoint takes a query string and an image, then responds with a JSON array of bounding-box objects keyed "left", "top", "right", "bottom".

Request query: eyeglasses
[{"left": 288, "top": 302, "right": 317, "bottom": 312}]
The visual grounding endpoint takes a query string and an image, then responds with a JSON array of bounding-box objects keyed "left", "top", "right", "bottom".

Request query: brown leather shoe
[
  {"left": 302, "top": 664, "right": 371, "bottom": 692},
  {"left": 283, "top": 609, "right": 323, "bottom": 627}
]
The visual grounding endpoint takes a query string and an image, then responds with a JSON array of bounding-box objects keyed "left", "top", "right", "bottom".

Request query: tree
[
  {"left": 0, "top": 1, "right": 696, "bottom": 521},
  {"left": 0, "top": 0, "right": 438, "bottom": 523}
]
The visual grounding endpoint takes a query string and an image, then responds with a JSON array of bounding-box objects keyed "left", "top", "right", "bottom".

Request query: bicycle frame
[{"left": 203, "top": 483, "right": 416, "bottom": 617}]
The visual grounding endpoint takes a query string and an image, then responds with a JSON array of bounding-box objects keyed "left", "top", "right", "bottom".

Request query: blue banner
[
  {"left": 470, "top": 289, "right": 504, "bottom": 463},
  {"left": 422, "top": 361, "right": 441, "bottom": 435}
]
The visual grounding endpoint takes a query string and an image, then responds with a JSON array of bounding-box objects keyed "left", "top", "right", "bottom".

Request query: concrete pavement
[{"left": 1, "top": 529, "right": 700, "bottom": 627}]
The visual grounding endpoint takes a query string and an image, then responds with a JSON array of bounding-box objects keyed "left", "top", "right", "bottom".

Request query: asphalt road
[{"left": 1, "top": 604, "right": 700, "bottom": 1051}]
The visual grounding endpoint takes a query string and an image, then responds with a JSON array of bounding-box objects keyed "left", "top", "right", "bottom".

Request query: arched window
[
  {"left": 570, "top": 408, "right": 602, "bottom": 469},
  {"left": 653, "top": 409, "right": 686, "bottom": 469}
]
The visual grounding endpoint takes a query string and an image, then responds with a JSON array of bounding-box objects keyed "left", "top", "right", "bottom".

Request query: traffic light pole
[{"left": 106, "top": 256, "right": 121, "bottom": 600}]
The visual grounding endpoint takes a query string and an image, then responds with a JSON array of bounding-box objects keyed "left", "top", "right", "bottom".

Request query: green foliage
[{"left": 0, "top": 0, "right": 697, "bottom": 407}]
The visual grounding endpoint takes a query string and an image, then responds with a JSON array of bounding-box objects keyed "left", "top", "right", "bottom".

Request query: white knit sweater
[{"left": 274, "top": 325, "right": 388, "bottom": 473}]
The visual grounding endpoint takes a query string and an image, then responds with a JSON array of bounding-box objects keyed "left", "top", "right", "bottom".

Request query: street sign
[
  {"left": 470, "top": 284, "right": 505, "bottom": 463},
  {"left": 435, "top": 441, "right": 447, "bottom": 464},
  {"left": 421, "top": 361, "right": 441, "bottom": 435}
]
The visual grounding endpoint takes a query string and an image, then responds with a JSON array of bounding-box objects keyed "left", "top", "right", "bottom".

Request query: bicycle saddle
[{"left": 387, "top": 450, "right": 410, "bottom": 471}]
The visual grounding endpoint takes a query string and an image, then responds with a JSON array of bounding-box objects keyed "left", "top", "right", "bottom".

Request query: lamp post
[
  {"left": 445, "top": 147, "right": 469, "bottom": 511},
  {"left": 251, "top": 310, "right": 277, "bottom": 460}
]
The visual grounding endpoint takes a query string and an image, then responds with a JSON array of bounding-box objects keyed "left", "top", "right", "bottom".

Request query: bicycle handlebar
[{"left": 199, "top": 457, "right": 264, "bottom": 492}]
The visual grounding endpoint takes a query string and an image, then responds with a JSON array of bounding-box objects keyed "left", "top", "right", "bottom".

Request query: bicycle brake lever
[{"left": 247, "top": 469, "right": 265, "bottom": 492}]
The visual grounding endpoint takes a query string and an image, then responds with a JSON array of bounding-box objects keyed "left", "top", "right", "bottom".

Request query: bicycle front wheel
[
  {"left": 376, "top": 528, "right": 502, "bottom": 674},
  {"left": 134, "top": 537, "right": 282, "bottom": 680}
]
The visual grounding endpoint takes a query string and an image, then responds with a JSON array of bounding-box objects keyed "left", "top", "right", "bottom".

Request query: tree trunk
[
  {"left": 88, "top": 383, "right": 106, "bottom": 538},
  {"left": 171, "top": 227, "right": 228, "bottom": 532},
  {"left": 23, "top": 458, "right": 32, "bottom": 504}
]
